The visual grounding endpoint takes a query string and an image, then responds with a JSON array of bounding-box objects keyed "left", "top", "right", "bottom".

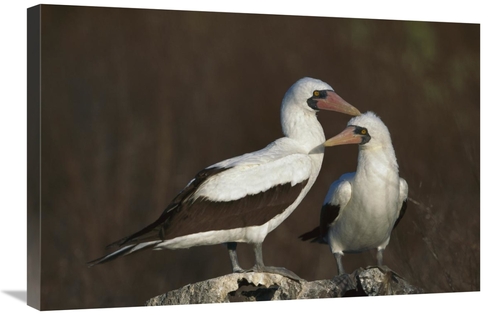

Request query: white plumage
[
  {"left": 194, "top": 140, "right": 313, "bottom": 202},
  {"left": 88, "top": 77, "right": 360, "bottom": 279},
  {"left": 300, "top": 111, "right": 408, "bottom": 275}
]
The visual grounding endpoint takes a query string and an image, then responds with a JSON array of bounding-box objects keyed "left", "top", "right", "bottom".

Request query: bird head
[
  {"left": 281, "top": 77, "right": 361, "bottom": 116},
  {"left": 324, "top": 111, "right": 391, "bottom": 148}
]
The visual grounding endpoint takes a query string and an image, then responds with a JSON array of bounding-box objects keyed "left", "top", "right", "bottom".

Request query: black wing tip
[
  {"left": 86, "top": 261, "right": 98, "bottom": 268},
  {"left": 86, "top": 256, "right": 105, "bottom": 268},
  {"left": 105, "top": 238, "right": 126, "bottom": 250},
  {"left": 87, "top": 241, "right": 159, "bottom": 268},
  {"left": 86, "top": 246, "right": 129, "bottom": 268},
  {"left": 86, "top": 250, "right": 122, "bottom": 267},
  {"left": 86, "top": 237, "right": 134, "bottom": 268}
]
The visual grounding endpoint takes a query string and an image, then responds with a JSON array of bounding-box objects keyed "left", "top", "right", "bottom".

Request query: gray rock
[{"left": 145, "top": 267, "right": 424, "bottom": 306}]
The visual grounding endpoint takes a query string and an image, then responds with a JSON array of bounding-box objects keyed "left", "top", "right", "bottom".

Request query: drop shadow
[{"left": 2, "top": 290, "right": 27, "bottom": 303}]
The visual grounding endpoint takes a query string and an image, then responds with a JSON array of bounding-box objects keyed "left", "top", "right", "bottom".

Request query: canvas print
[{"left": 27, "top": 4, "right": 480, "bottom": 311}]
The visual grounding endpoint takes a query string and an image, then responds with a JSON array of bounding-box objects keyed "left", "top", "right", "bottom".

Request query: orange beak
[
  {"left": 324, "top": 126, "right": 370, "bottom": 147},
  {"left": 314, "top": 91, "right": 361, "bottom": 116}
]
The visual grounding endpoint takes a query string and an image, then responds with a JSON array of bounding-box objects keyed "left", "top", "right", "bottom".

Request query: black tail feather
[{"left": 299, "top": 226, "right": 327, "bottom": 244}]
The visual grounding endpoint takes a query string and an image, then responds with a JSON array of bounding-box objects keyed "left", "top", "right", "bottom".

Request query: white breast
[{"left": 329, "top": 147, "right": 402, "bottom": 253}]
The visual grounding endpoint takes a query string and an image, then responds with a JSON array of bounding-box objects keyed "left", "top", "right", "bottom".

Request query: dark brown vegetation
[{"left": 31, "top": 5, "right": 479, "bottom": 310}]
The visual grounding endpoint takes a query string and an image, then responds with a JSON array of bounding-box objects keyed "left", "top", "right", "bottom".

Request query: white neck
[
  {"left": 355, "top": 145, "right": 399, "bottom": 187},
  {"left": 281, "top": 104, "right": 326, "bottom": 153}
]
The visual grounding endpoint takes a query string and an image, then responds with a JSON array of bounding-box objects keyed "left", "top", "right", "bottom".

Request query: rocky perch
[{"left": 146, "top": 267, "right": 424, "bottom": 306}]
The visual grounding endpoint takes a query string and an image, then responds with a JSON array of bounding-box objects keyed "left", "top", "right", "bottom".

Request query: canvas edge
[{"left": 27, "top": 4, "right": 41, "bottom": 310}]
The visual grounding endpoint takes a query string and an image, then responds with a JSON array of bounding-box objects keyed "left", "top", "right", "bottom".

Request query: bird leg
[
  {"left": 250, "top": 243, "right": 302, "bottom": 281},
  {"left": 372, "top": 248, "right": 402, "bottom": 278},
  {"left": 362, "top": 248, "right": 404, "bottom": 295},
  {"left": 334, "top": 252, "right": 346, "bottom": 275},
  {"left": 227, "top": 242, "right": 245, "bottom": 273},
  {"left": 377, "top": 248, "right": 384, "bottom": 267}
]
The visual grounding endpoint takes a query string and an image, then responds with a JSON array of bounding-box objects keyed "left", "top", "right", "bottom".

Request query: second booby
[{"left": 300, "top": 111, "right": 408, "bottom": 275}]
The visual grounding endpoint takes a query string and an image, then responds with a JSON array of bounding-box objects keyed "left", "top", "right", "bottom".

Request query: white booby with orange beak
[
  {"left": 300, "top": 111, "right": 408, "bottom": 275},
  {"left": 88, "top": 77, "right": 361, "bottom": 280}
]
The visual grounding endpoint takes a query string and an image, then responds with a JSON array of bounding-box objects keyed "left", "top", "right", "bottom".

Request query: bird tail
[
  {"left": 87, "top": 241, "right": 160, "bottom": 268},
  {"left": 298, "top": 227, "right": 327, "bottom": 244}
]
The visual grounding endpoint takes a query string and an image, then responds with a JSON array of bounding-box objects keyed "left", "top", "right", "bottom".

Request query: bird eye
[
  {"left": 361, "top": 128, "right": 367, "bottom": 135},
  {"left": 313, "top": 90, "right": 320, "bottom": 97}
]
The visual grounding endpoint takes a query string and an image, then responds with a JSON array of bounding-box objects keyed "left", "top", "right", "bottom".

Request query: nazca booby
[
  {"left": 300, "top": 111, "right": 408, "bottom": 275},
  {"left": 88, "top": 77, "right": 361, "bottom": 279}
]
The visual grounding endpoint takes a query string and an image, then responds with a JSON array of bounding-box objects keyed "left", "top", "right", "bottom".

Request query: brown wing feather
[
  {"left": 161, "top": 179, "right": 308, "bottom": 240},
  {"left": 107, "top": 167, "right": 309, "bottom": 248}
]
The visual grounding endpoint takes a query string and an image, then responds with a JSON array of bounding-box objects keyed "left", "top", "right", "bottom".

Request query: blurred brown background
[{"left": 34, "top": 4, "right": 479, "bottom": 310}]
